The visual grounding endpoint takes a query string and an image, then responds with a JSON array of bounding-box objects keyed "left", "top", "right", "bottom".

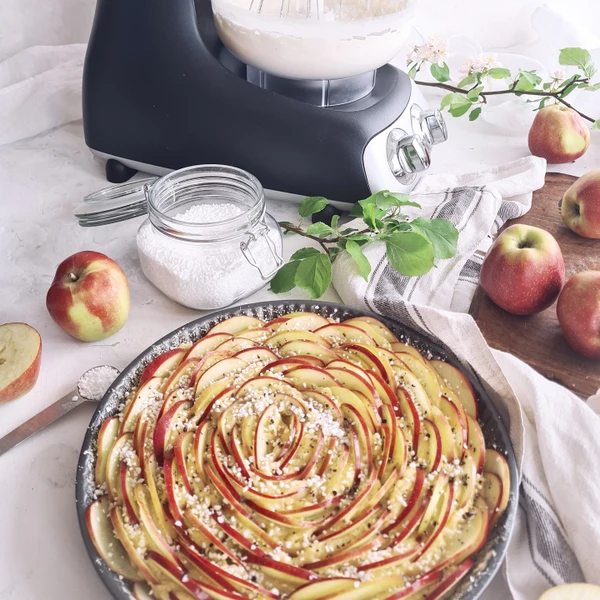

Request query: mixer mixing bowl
[{"left": 211, "top": 0, "right": 418, "bottom": 80}]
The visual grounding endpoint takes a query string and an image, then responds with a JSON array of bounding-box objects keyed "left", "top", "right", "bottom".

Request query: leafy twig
[
  {"left": 271, "top": 192, "right": 459, "bottom": 299},
  {"left": 406, "top": 44, "right": 600, "bottom": 129}
]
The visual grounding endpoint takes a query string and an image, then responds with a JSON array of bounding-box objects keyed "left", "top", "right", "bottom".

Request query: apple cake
[{"left": 87, "top": 311, "right": 510, "bottom": 600}]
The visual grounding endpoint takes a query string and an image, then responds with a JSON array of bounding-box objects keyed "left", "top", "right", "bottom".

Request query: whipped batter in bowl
[{"left": 211, "top": 0, "right": 417, "bottom": 80}]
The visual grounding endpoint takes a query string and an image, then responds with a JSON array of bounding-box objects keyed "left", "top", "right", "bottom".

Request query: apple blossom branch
[{"left": 407, "top": 40, "right": 600, "bottom": 130}]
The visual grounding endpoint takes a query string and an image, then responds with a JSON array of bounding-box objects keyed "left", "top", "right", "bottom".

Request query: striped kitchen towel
[{"left": 332, "top": 156, "right": 600, "bottom": 598}]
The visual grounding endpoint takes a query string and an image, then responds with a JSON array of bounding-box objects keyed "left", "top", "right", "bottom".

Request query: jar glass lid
[{"left": 73, "top": 177, "right": 158, "bottom": 227}]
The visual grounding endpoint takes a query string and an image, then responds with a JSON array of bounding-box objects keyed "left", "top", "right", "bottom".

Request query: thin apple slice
[
  {"left": 208, "top": 315, "right": 265, "bottom": 335},
  {"left": 276, "top": 313, "right": 330, "bottom": 332},
  {"left": 214, "top": 337, "right": 257, "bottom": 355},
  {"left": 423, "top": 559, "right": 474, "bottom": 600},
  {"left": 195, "top": 357, "right": 247, "bottom": 392},
  {"left": 430, "top": 405, "right": 455, "bottom": 464},
  {"left": 484, "top": 448, "right": 511, "bottom": 527},
  {"left": 110, "top": 506, "right": 159, "bottom": 585},
  {"left": 437, "top": 394, "right": 467, "bottom": 462},
  {"left": 347, "top": 316, "right": 398, "bottom": 343},
  {"left": 259, "top": 357, "right": 321, "bottom": 375},
  {"left": 391, "top": 342, "right": 426, "bottom": 363},
  {"left": 538, "top": 584, "right": 600, "bottom": 600},
  {"left": 266, "top": 329, "right": 331, "bottom": 348},
  {"left": 119, "top": 376, "right": 163, "bottom": 434},
  {"left": 342, "top": 319, "right": 393, "bottom": 348},
  {"left": 161, "top": 357, "right": 201, "bottom": 397},
  {"left": 399, "top": 353, "right": 442, "bottom": 405},
  {"left": 288, "top": 578, "right": 357, "bottom": 600},
  {"left": 430, "top": 359, "right": 478, "bottom": 419},
  {"left": 467, "top": 415, "right": 486, "bottom": 473},
  {"left": 233, "top": 346, "right": 277, "bottom": 363},
  {"left": 236, "top": 327, "right": 273, "bottom": 341},
  {"left": 481, "top": 472, "right": 503, "bottom": 522},
  {"left": 86, "top": 496, "right": 142, "bottom": 582},
  {"left": 0, "top": 322, "right": 42, "bottom": 403},
  {"left": 105, "top": 433, "right": 133, "bottom": 501},
  {"left": 139, "top": 348, "right": 186, "bottom": 387},
  {"left": 184, "top": 332, "right": 232, "bottom": 360},
  {"left": 315, "top": 323, "right": 376, "bottom": 347},
  {"left": 286, "top": 365, "right": 340, "bottom": 389},
  {"left": 456, "top": 449, "right": 478, "bottom": 510},
  {"left": 153, "top": 400, "right": 192, "bottom": 465},
  {"left": 279, "top": 340, "right": 338, "bottom": 363},
  {"left": 95, "top": 416, "right": 120, "bottom": 486}
]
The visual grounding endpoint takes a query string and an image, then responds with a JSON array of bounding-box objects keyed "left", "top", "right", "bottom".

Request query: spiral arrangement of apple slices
[{"left": 87, "top": 312, "right": 510, "bottom": 600}]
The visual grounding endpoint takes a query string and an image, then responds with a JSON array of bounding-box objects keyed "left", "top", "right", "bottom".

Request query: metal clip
[{"left": 240, "top": 227, "right": 283, "bottom": 280}]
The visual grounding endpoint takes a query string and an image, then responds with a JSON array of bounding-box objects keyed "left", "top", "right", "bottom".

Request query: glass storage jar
[
  {"left": 136, "top": 165, "right": 283, "bottom": 310},
  {"left": 74, "top": 165, "right": 283, "bottom": 310}
]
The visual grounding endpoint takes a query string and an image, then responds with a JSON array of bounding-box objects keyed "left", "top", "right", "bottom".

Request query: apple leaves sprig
[
  {"left": 407, "top": 46, "right": 600, "bottom": 130},
  {"left": 270, "top": 192, "right": 459, "bottom": 299}
]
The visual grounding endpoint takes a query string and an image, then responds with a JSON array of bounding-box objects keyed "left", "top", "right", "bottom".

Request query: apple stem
[{"left": 414, "top": 79, "right": 597, "bottom": 124}]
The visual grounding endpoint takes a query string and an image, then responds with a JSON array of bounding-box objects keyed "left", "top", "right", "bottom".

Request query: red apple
[
  {"left": 46, "top": 251, "right": 129, "bottom": 342},
  {"left": 0, "top": 323, "right": 42, "bottom": 403},
  {"left": 561, "top": 170, "right": 600, "bottom": 239},
  {"left": 480, "top": 224, "right": 565, "bottom": 315},
  {"left": 528, "top": 105, "right": 590, "bottom": 164},
  {"left": 557, "top": 271, "right": 600, "bottom": 359}
]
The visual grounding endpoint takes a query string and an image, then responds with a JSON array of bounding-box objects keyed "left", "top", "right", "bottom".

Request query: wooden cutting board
[{"left": 469, "top": 173, "right": 600, "bottom": 398}]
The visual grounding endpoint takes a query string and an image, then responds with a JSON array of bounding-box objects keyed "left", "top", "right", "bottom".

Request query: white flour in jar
[{"left": 136, "top": 203, "right": 280, "bottom": 310}]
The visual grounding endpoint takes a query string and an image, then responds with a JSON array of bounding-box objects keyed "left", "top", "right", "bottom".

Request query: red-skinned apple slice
[
  {"left": 343, "top": 343, "right": 394, "bottom": 385},
  {"left": 391, "top": 342, "right": 427, "bottom": 363},
  {"left": 345, "top": 316, "right": 398, "bottom": 343},
  {"left": 119, "top": 461, "right": 140, "bottom": 524},
  {"left": 423, "top": 558, "right": 474, "bottom": 600},
  {"left": 0, "top": 323, "right": 42, "bottom": 403},
  {"left": 417, "top": 418, "right": 442, "bottom": 472},
  {"left": 110, "top": 506, "right": 159, "bottom": 585},
  {"left": 430, "top": 359, "right": 478, "bottom": 419},
  {"left": 214, "top": 337, "right": 257, "bottom": 355},
  {"left": 287, "top": 579, "right": 357, "bottom": 600},
  {"left": 119, "top": 376, "right": 162, "bottom": 434},
  {"left": 286, "top": 365, "right": 340, "bottom": 389},
  {"left": 95, "top": 416, "right": 120, "bottom": 486},
  {"left": 456, "top": 448, "right": 478, "bottom": 510},
  {"left": 163, "top": 454, "right": 187, "bottom": 523},
  {"left": 161, "top": 357, "right": 201, "bottom": 397},
  {"left": 326, "top": 367, "right": 381, "bottom": 411},
  {"left": 315, "top": 323, "right": 376, "bottom": 347},
  {"left": 233, "top": 346, "right": 277, "bottom": 364},
  {"left": 105, "top": 433, "right": 133, "bottom": 501},
  {"left": 195, "top": 357, "right": 247, "bottom": 393},
  {"left": 174, "top": 431, "right": 194, "bottom": 496},
  {"left": 276, "top": 313, "right": 331, "bottom": 332},
  {"left": 135, "top": 484, "right": 181, "bottom": 568},
  {"left": 383, "top": 468, "right": 426, "bottom": 535},
  {"left": 236, "top": 327, "right": 273, "bottom": 341},
  {"left": 398, "top": 353, "right": 442, "bottom": 404},
  {"left": 467, "top": 415, "right": 486, "bottom": 473},
  {"left": 184, "top": 332, "right": 232, "bottom": 360},
  {"left": 341, "top": 319, "right": 393, "bottom": 349},
  {"left": 139, "top": 348, "right": 185, "bottom": 387},
  {"left": 207, "top": 315, "right": 265, "bottom": 335},
  {"left": 437, "top": 394, "right": 467, "bottom": 461},
  {"left": 86, "top": 497, "right": 142, "bottom": 582},
  {"left": 279, "top": 340, "right": 339, "bottom": 363},
  {"left": 153, "top": 400, "right": 192, "bottom": 465},
  {"left": 265, "top": 329, "right": 331, "bottom": 348},
  {"left": 430, "top": 405, "right": 455, "bottom": 464},
  {"left": 484, "top": 449, "right": 511, "bottom": 527}
]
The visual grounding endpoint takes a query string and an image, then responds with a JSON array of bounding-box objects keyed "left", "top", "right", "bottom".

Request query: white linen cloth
[{"left": 332, "top": 159, "right": 600, "bottom": 598}]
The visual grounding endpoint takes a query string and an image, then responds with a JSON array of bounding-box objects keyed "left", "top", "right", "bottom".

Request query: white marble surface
[{"left": 1, "top": 0, "right": 599, "bottom": 597}]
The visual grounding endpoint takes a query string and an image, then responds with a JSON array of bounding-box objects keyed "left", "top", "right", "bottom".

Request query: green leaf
[
  {"left": 270, "top": 260, "right": 300, "bottom": 293},
  {"left": 593, "top": 120, "right": 600, "bottom": 131},
  {"left": 514, "top": 70, "right": 542, "bottom": 92},
  {"left": 536, "top": 97, "right": 550, "bottom": 111},
  {"left": 279, "top": 221, "right": 295, "bottom": 229},
  {"left": 290, "top": 247, "right": 321, "bottom": 260},
  {"left": 560, "top": 83, "right": 578, "bottom": 98},
  {"left": 559, "top": 47, "right": 597, "bottom": 79},
  {"left": 449, "top": 100, "right": 473, "bottom": 118},
  {"left": 298, "top": 196, "right": 329, "bottom": 218},
  {"left": 345, "top": 240, "right": 372, "bottom": 281},
  {"left": 457, "top": 74, "right": 477, "bottom": 89},
  {"left": 469, "top": 107, "right": 482, "bottom": 121},
  {"left": 385, "top": 232, "right": 435, "bottom": 276},
  {"left": 347, "top": 233, "right": 373, "bottom": 243},
  {"left": 467, "top": 86, "right": 483, "bottom": 101},
  {"left": 558, "top": 74, "right": 579, "bottom": 90},
  {"left": 408, "top": 218, "right": 459, "bottom": 259},
  {"left": 305, "top": 222, "right": 334, "bottom": 237},
  {"left": 362, "top": 203, "right": 386, "bottom": 230},
  {"left": 543, "top": 82, "right": 552, "bottom": 91},
  {"left": 407, "top": 62, "right": 419, "bottom": 79},
  {"left": 580, "top": 82, "right": 600, "bottom": 91},
  {"left": 294, "top": 253, "right": 332, "bottom": 299},
  {"left": 329, "top": 247, "right": 341, "bottom": 262},
  {"left": 430, "top": 62, "right": 451, "bottom": 83},
  {"left": 372, "top": 191, "right": 421, "bottom": 210},
  {"left": 487, "top": 67, "right": 511, "bottom": 79},
  {"left": 340, "top": 227, "right": 359, "bottom": 235},
  {"left": 440, "top": 93, "right": 457, "bottom": 109},
  {"left": 330, "top": 214, "right": 340, "bottom": 230}
]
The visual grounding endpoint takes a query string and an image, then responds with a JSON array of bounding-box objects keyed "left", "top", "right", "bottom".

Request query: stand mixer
[{"left": 82, "top": 0, "right": 448, "bottom": 205}]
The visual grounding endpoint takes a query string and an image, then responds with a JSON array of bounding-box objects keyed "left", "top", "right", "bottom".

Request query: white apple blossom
[
  {"left": 550, "top": 69, "right": 566, "bottom": 84},
  {"left": 406, "top": 34, "right": 450, "bottom": 67},
  {"left": 459, "top": 54, "right": 502, "bottom": 76}
]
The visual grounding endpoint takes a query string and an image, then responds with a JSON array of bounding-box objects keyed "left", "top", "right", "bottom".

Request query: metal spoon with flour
[{"left": 0, "top": 365, "right": 120, "bottom": 457}]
